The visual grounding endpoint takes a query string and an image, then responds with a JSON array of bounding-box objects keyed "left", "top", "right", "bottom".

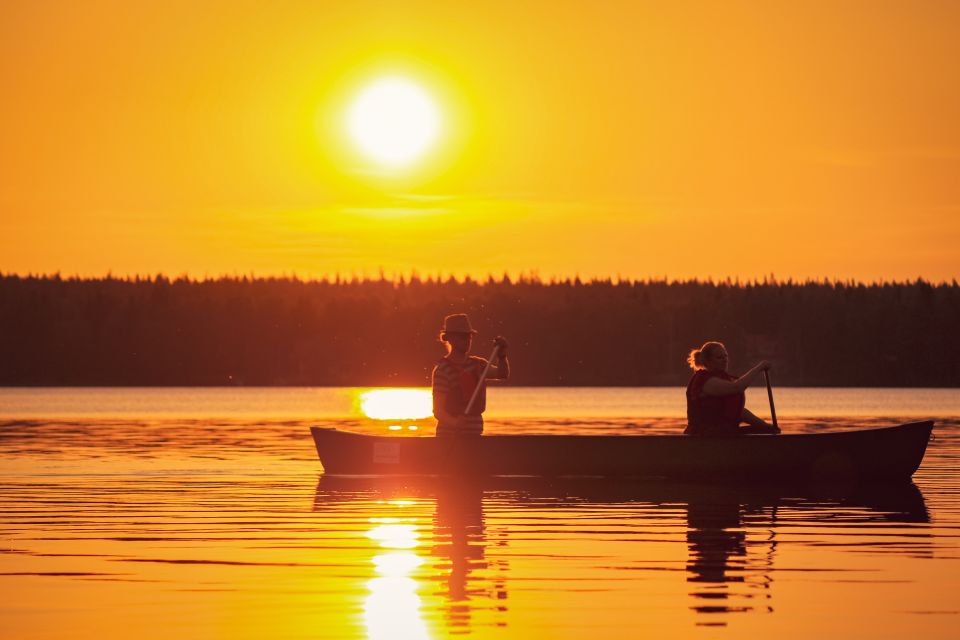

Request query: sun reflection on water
[
  {"left": 364, "top": 514, "right": 430, "bottom": 640},
  {"left": 357, "top": 388, "right": 433, "bottom": 420},
  {"left": 373, "top": 551, "right": 424, "bottom": 576},
  {"left": 366, "top": 522, "right": 420, "bottom": 549},
  {"left": 364, "top": 575, "right": 429, "bottom": 640}
]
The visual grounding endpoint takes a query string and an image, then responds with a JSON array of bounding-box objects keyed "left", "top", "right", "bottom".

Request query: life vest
[{"left": 685, "top": 369, "right": 745, "bottom": 435}]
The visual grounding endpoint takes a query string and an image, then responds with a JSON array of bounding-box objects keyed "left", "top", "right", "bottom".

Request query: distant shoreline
[
  {"left": 1, "top": 384, "right": 958, "bottom": 389},
  {"left": 4, "top": 272, "right": 958, "bottom": 287},
  {"left": 2, "top": 275, "right": 958, "bottom": 387}
]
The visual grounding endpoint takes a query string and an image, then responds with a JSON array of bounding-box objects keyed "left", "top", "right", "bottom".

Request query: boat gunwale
[{"left": 310, "top": 420, "right": 934, "bottom": 441}]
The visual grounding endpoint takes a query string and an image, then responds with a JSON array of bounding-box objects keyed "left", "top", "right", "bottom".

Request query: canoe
[{"left": 309, "top": 420, "right": 934, "bottom": 482}]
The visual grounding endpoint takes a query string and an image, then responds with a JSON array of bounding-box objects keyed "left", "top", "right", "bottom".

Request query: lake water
[{"left": 2, "top": 387, "right": 958, "bottom": 639}]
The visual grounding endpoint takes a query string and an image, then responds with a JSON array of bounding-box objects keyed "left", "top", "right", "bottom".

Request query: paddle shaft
[
  {"left": 465, "top": 344, "right": 500, "bottom": 415},
  {"left": 764, "top": 370, "right": 779, "bottom": 432}
]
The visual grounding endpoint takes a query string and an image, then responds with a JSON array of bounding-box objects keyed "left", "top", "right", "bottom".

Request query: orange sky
[{"left": 1, "top": 1, "right": 958, "bottom": 282}]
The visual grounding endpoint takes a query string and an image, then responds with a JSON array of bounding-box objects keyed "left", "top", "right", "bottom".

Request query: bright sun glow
[
  {"left": 347, "top": 77, "right": 440, "bottom": 167},
  {"left": 359, "top": 389, "right": 433, "bottom": 420}
]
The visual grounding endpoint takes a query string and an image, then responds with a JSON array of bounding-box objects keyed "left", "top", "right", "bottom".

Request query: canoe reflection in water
[{"left": 314, "top": 477, "right": 930, "bottom": 632}]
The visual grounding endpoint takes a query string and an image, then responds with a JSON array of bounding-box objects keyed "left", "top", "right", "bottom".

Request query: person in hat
[{"left": 432, "top": 313, "right": 509, "bottom": 437}]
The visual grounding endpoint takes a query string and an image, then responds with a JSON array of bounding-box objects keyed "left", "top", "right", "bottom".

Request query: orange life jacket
[{"left": 685, "top": 369, "right": 745, "bottom": 435}]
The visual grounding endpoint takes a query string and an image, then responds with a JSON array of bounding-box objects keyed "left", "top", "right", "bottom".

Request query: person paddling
[
  {"left": 432, "top": 313, "right": 509, "bottom": 437},
  {"left": 685, "top": 341, "right": 780, "bottom": 435}
]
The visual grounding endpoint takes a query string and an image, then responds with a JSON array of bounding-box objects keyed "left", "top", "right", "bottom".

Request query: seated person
[
  {"left": 432, "top": 313, "right": 509, "bottom": 437},
  {"left": 685, "top": 341, "right": 779, "bottom": 435}
]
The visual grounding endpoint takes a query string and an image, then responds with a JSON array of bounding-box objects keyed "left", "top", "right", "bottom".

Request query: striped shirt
[{"left": 432, "top": 356, "right": 488, "bottom": 436}]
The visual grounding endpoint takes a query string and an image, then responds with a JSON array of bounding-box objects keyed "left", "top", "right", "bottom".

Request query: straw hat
[{"left": 442, "top": 313, "right": 478, "bottom": 335}]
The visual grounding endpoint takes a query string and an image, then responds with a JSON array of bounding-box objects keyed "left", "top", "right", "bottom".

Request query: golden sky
[{"left": 1, "top": 1, "right": 958, "bottom": 281}]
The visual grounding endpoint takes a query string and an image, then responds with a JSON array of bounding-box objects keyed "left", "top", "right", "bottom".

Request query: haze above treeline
[{"left": 2, "top": 274, "right": 957, "bottom": 387}]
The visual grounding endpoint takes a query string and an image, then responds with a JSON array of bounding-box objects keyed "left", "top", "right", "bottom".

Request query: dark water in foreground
[{"left": 1, "top": 388, "right": 959, "bottom": 639}]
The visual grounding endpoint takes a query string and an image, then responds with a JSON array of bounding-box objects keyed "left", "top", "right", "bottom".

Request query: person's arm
[
  {"left": 741, "top": 407, "right": 780, "bottom": 434},
  {"left": 702, "top": 361, "right": 771, "bottom": 396},
  {"left": 741, "top": 407, "right": 771, "bottom": 429},
  {"left": 485, "top": 336, "right": 510, "bottom": 381}
]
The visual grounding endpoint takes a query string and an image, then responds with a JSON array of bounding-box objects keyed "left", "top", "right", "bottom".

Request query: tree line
[{"left": 1, "top": 273, "right": 957, "bottom": 387}]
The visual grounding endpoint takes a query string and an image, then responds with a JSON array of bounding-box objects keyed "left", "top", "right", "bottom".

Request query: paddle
[
  {"left": 465, "top": 344, "right": 501, "bottom": 415},
  {"left": 764, "top": 370, "right": 780, "bottom": 433}
]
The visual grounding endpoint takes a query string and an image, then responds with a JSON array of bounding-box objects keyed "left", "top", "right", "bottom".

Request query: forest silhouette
[{"left": 1, "top": 274, "right": 957, "bottom": 387}]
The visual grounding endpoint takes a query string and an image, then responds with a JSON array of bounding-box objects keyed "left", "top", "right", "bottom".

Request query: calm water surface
[{"left": 2, "top": 388, "right": 958, "bottom": 639}]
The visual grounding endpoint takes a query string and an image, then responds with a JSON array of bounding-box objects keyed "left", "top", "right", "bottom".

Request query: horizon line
[{"left": 2, "top": 271, "right": 957, "bottom": 288}]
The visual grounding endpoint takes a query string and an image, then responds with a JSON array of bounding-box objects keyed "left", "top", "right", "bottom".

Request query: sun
[{"left": 346, "top": 77, "right": 441, "bottom": 168}]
